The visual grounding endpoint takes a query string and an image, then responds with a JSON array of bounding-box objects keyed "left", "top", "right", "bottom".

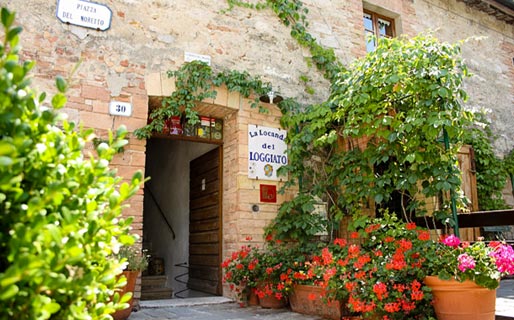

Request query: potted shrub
[
  {"left": 318, "top": 214, "right": 436, "bottom": 319},
  {"left": 288, "top": 241, "right": 353, "bottom": 320},
  {"left": 112, "top": 245, "right": 149, "bottom": 320},
  {"left": 221, "top": 238, "right": 263, "bottom": 306},
  {"left": 424, "top": 234, "right": 514, "bottom": 319},
  {"left": 221, "top": 237, "right": 293, "bottom": 308}
]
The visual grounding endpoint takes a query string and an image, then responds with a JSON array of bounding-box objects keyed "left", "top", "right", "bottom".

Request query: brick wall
[{"left": 4, "top": 0, "right": 514, "bottom": 300}]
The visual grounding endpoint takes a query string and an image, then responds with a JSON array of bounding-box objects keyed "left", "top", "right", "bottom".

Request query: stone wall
[
  {"left": 7, "top": 0, "right": 512, "bottom": 153},
  {"left": 4, "top": 0, "right": 514, "bottom": 298}
]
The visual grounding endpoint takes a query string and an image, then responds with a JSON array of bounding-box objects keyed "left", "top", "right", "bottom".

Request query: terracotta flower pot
[
  {"left": 424, "top": 275, "right": 497, "bottom": 320},
  {"left": 255, "top": 282, "right": 285, "bottom": 309},
  {"left": 259, "top": 293, "right": 285, "bottom": 309},
  {"left": 247, "top": 289, "right": 260, "bottom": 306},
  {"left": 289, "top": 284, "right": 344, "bottom": 320},
  {"left": 112, "top": 270, "right": 140, "bottom": 320}
]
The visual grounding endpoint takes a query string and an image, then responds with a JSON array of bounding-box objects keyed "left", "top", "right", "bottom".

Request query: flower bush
[
  {"left": 221, "top": 237, "right": 296, "bottom": 304},
  {"left": 224, "top": 215, "right": 514, "bottom": 316},
  {"left": 221, "top": 238, "right": 262, "bottom": 302},
  {"left": 426, "top": 234, "right": 514, "bottom": 289},
  {"left": 284, "top": 214, "right": 435, "bottom": 319},
  {"left": 318, "top": 214, "right": 436, "bottom": 319}
]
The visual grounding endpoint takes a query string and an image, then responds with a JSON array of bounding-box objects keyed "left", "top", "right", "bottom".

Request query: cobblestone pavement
[
  {"left": 129, "top": 279, "right": 514, "bottom": 320},
  {"left": 128, "top": 302, "right": 323, "bottom": 320}
]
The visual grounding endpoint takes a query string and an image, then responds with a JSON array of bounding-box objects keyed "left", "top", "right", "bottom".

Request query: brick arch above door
[{"left": 145, "top": 71, "right": 243, "bottom": 119}]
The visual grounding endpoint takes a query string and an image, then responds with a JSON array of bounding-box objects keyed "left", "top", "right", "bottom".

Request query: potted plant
[
  {"left": 221, "top": 237, "right": 294, "bottom": 308},
  {"left": 288, "top": 241, "right": 354, "bottom": 320},
  {"left": 252, "top": 241, "right": 296, "bottom": 309},
  {"left": 221, "top": 238, "right": 263, "bottom": 306},
  {"left": 112, "top": 245, "right": 149, "bottom": 320},
  {"left": 423, "top": 234, "right": 514, "bottom": 319},
  {"left": 317, "top": 214, "right": 436, "bottom": 319}
]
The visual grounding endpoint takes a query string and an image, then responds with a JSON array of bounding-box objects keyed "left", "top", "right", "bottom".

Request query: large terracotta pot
[
  {"left": 256, "top": 282, "right": 285, "bottom": 309},
  {"left": 258, "top": 293, "right": 285, "bottom": 309},
  {"left": 289, "top": 284, "right": 344, "bottom": 320},
  {"left": 112, "top": 270, "right": 140, "bottom": 320},
  {"left": 424, "top": 276, "right": 497, "bottom": 320},
  {"left": 247, "top": 289, "right": 259, "bottom": 306}
]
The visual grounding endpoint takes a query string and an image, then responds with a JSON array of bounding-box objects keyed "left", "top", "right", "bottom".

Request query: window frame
[{"left": 363, "top": 9, "right": 396, "bottom": 52}]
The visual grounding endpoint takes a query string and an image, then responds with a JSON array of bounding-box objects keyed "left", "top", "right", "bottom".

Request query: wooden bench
[{"left": 413, "top": 209, "right": 514, "bottom": 245}]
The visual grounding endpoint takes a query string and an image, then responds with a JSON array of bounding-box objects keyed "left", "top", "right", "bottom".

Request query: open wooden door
[
  {"left": 188, "top": 147, "right": 222, "bottom": 295},
  {"left": 457, "top": 145, "right": 479, "bottom": 241}
]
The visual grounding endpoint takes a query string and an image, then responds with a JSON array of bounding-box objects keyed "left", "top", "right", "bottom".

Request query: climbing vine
[
  {"left": 134, "top": 60, "right": 272, "bottom": 139},
  {"left": 224, "top": 1, "right": 510, "bottom": 232},
  {"left": 463, "top": 115, "right": 509, "bottom": 210},
  {"left": 505, "top": 149, "right": 514, "bottom": 180},
  {"left": 281, "top": 34, "right": 476, "bottom": 227},
  {"left": 136, "top": 0, "right": 511, "bottom": 241},
  {"left": 225, "top": 0, "right": 344, "bottom": 82},
  {"left": 505, "top": 148, "right": 514, "bottom": 198}
]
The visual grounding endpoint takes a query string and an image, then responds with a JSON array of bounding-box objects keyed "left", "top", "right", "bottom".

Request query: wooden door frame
[{"left": 216, "top": 145, "right": 223, "bottom": 295}]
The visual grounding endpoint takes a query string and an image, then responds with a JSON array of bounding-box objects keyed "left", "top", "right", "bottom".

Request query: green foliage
[
  {"left": 505, "top": 150, "right": 514, "bottom": 175},
  {"left": 225, "top": 0, "right": 344, "bottom": 82},
  {"left": 224, "top": 2, "right": 479, "bottom": 233},
  {"left": 264, "top": 193, "right": 334, "bottom": 245},
  {"left": 134, "top": 60, "right": 271, "bottom": 139},
  {"left": 463, "top": 116, "right": 508, "bottom": 210},
  {"left": 224, "top": 0, "right": 269, "bottom": 11},
  {"left": 267, "top": 0, "right": 343, "bottom": 81},
  {"left": 0, "top": 8, "right": 141, "bottom": 319},
  {"left": 503, "top": 148, "right": 514, "bottom": 192},
  {"left": 116, "top": 246, "right": 149, "bottom": 272},
  {"left": 281, "top": 34, "right": 475, "bottom": 226}
]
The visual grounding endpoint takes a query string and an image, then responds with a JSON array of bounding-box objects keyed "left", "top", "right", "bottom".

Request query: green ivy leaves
[
  {"left": 279, "top": 33, "right": 475, "bottom": 227},
  {"left": 134, "top": 60, "right": 272, "bottom": 139}
]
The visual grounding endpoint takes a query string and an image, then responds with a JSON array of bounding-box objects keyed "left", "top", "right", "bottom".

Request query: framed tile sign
[
  {"left": 260, "top": 184, "right": 277, "bottom": 203},
  {"left": 248, "top": 124, "right": 287, "bottom": 181}
]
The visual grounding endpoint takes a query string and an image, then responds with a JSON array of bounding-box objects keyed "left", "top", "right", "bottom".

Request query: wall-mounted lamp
[{"left": 259, "top": 87, "right": 283, "bottom": 104}]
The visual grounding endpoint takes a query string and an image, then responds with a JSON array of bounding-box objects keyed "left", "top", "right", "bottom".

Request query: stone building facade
[{"left": 4, "top": 0, "right": 513, "bottom": 299}]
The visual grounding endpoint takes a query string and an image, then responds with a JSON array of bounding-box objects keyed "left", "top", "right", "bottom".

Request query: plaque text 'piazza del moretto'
[{"left": 56, "top": 0, "right": 112, "bottom": 31}]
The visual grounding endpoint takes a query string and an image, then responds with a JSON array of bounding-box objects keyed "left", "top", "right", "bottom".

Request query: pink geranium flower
[
  {"left": 441, "top": 235, "right": 461, "bottom": 248},
  {"left": 457, "top": 253, "right": 476, "bottom": 272}
]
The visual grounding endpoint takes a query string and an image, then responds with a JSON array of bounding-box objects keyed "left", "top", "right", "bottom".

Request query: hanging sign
[
  {"left": 56, "top": 0, "right": 112, "bottom": 31},
  {"left": 248, "top": 124, "right": 287, "bottom": 181}
]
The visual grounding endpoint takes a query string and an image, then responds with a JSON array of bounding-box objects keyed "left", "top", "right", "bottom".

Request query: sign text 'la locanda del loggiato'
[
  {"left": 56, "top": 0, "right": 112, "bottom": 31},
  {"left": 248, "top": 124, "right": 287, "bottom": 181}
]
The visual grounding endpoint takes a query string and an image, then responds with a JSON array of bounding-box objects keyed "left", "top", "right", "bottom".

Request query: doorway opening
[{"left": 142, "top": 138, "right": 222, "bottom": 299}]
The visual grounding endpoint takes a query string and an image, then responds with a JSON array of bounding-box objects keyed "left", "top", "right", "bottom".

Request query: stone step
[
  {"left": 142, "top": 275, "right": 167, "bottom": 289},
  {"left": 140, "top": 287, "right": 174, "bottom": 300}
]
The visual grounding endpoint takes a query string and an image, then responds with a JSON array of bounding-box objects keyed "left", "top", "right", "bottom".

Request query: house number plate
[{"left": 109, "top": 101, "right": 132, "bottom": 117}]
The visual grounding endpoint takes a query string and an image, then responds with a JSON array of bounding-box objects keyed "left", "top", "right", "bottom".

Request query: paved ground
[
  {"left": 129, "top": 302, "right": 323, "bottom": 320},
  {"left": 497, "top": 279, "right": 514, "bottom": 319},
  {"left": 129, "top": 279, "right": 514, "bottom": 320}
]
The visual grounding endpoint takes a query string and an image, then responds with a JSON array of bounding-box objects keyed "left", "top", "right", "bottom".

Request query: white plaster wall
[{"left": 144, "top": 139, "right": 217, "bottom": 295}]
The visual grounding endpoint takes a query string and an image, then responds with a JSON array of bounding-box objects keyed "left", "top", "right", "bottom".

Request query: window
[{"left": 363, "top": 10, "right": 395, "bottom": 52}]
